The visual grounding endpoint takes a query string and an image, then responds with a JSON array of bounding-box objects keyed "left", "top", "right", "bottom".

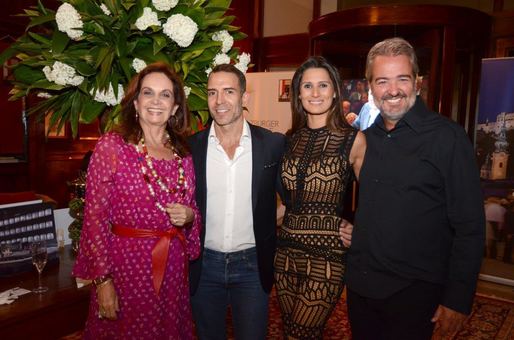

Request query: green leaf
[
  {"left": 72, "top": 61, "right": 95, "bottom": 76},
  {"left": 186, "top": 8, "right": 206, "bottom": 27},
  {"left": 0, "top": 46, "right": 16, "bottom": 65},
  {"left": 26, "top": 13, "right": 55, "bottom": 30},
  {"left": 205, "top": 0, "right": 232, "bottom": 9},
  {"left": 52, "top": 30, "right": 70, "bottom": 54},
  {"left": 81, "top": 99, "right": 106, "bottom": 124},
  {"left": 182, "top": 62, "right": 189, "bottom": 78},
  {"left": 201, "top": 18, "right": 226, "bottom": 29},
  {"left": 198, "top": 110, "right": 210, "bottom": 125},
  {"left": 221, "top": 15, "right": 236, "bottom": 26},
  {"left": 70, "top": 92, "right": 81, "bottom": 137},
  {"left": 152, "top": 34, "right": 167, "bottom": 55},
  {"left": 187, "top": 93, "right": 206, "bottom": 111},
  {"left": 98, "top": 50, "right": 115, "bottom": 90},
  {"left": 24, "top": 9, "right": 42, "bottom": 17},
  {"left": 28, "top": 32, "right": 52, "bottom": 46},
  {"left": 125, "top": 41, "right": 137, "bottom": 54},
  {"left": 29, "top": 79, "right": 66, "bottom": 91},
  {"left": 121, "top": 1, "right": 137, "bottom": 11},
  {"left": 94, "top": 46, "right": 111, "bottom": 68},
  {"left": 13, "top": 65, "right": 44, "bottom": 84},
  {"left": 204, "top": 6, "right": 230, "bottom": 19},
  {"left": 115, "top": 29, "right": 128, "bottom": 57},
  {"left": 119, "top": 57, "right": 133, "bottom": 80},
  {"left": 183, "top": 40, "right": 219, "bottom": 52},
  {"left": 232, "top": 31, "right": 247, "bottom": 41},
  {"left": 36, "top": 0, "right": 48, "bottom": 15}
]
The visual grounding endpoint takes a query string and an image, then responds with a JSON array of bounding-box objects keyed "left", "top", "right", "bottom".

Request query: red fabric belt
[{"left": 111, "top": 224, "right": 186, "bottom": 295}]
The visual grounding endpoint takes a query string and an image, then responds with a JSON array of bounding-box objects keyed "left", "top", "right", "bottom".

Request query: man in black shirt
[{"left": 346, "top": 37, "right": 485, "bottom": 339}]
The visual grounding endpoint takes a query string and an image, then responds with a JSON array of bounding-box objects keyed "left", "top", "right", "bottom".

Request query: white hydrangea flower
[
  {"left": 234, "top": 52, "right": 251, "bottom": 74},
  {"left": 234, "top": 62, "right": 248, "bottom": 74},
  {"left": 55, "top": 3, "right": 83, "bottom": 40},
  {"left": 152, "top": 0, "right": 178, "bottom": 11},
  {"left": 37, "top": 92, "right": 52, "bottom": 99},
  {"left": 238, "top": 52, "right": 251, "bottom": 65},
  {"left": 163, "top": 14, "right": 198, "bottom": 47},
  {"left": 183, "top": 86, "right": 191, "bottom": 98},
  {"left": 135, "top": 7, "right": 161, "bottom": 31},
  {"left": 132, "top": 58, "right": 147, "bottom": 73},
  {"left": 212, "top": 30, "right": 234, "bottom": 53},
  {"left": 100, "top": 4, "right": 111, "bottom": 16},
  {"left": 43, "top": 61, "right": 84, "bottom": 86},
  {"left": 91, "top": 84, "right": 125, "bottom": 106},
  {"left": 205, "top": 68, "right": 212, "bottom": 76},
  {"left": 213, "top": 53, "right": 230, "bottom": 66}
]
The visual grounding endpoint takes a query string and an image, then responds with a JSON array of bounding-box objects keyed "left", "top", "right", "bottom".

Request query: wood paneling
[
  {"left": 256, "top": 33, "right": 309, "bottom": 71},
  {"left": 492, "top": 10, "right": 514, "bottom": 56}
]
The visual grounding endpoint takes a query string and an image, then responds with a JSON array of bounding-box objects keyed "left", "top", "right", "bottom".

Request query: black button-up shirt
[{"left": 346, "top": 97, "right": 485, "bottom": 315}]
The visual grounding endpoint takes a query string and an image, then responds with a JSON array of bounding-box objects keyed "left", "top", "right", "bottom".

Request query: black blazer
[{"left": 188, "top": 123, "right": 285, "bottom": 295}]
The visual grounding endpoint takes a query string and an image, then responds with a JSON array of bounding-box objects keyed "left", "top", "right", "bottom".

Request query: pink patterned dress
[{"left": 72, "top": 132, "right": 201, "bottom": 339}]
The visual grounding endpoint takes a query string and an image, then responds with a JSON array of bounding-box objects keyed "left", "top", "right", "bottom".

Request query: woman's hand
[
  {"left": 96, "top": 280, "right": 119, "bottom": 320},
  {"left": 339, "top": 219, "right": 354, "bottom": 248},
  {"left": 166, "top": 203, "right": 194, "bottom": 227}
]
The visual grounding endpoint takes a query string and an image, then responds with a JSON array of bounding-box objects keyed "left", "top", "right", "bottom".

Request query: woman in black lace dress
[{"left": 275, "top": 56, "right": 366, "bottom": 339}]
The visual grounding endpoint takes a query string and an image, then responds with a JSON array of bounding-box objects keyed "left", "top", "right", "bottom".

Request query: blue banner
[{"left": 476, "top": 58, "right": 514, "bottom": 284}]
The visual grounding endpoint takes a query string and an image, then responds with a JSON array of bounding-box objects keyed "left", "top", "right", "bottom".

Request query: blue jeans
[{"left": 191, "top": 247, "right": 269, "bottom": 340}]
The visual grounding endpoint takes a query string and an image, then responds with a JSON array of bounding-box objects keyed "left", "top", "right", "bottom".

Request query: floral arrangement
[{"left": 0, "top": 0, "right": 249, "bottom": 135}]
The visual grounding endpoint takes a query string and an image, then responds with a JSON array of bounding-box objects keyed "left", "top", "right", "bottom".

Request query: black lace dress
[{"left": 275, "top": 126, "right": 357, "bottom": 339}]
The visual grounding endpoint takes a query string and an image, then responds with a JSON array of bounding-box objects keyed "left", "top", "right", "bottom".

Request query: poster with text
[{"left": 476, "top": 57, "right": 514, "bottom": 286}]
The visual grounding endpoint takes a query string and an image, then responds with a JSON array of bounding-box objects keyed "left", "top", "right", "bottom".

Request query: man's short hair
[
  {"left": 365, "top": 37, "right": 419, "bottom": 81},
  {"left": 209, "top": 64, "right": 246, "bottom": 93}
]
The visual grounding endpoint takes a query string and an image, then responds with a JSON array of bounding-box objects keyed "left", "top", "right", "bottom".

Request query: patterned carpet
[{"left": 63, "top": 290, "right": 514, "bottom": 339}]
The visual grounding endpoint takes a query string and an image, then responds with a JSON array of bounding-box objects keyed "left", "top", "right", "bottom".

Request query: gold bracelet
[
  {"left": 95, "top": 278, "right": 112, "bottom": 288},
  {"left": 93, "top": 274, "right": 112, "bottom": 287}
]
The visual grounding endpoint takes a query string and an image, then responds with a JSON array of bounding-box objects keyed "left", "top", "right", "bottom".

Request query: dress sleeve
[
  {"left": 72, "top": 133, "right": 119, "bottom": 280},
  {"left": 441, "top": 129, "right": 485, "bottom": 314},
  {"left": 183, "top": 155, "right": 201, "bottom": 261}
]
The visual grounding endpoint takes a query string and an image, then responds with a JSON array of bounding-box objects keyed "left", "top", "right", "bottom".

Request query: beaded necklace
[{"left": 135, "top": 134, "right": 187, "bottom": 212}]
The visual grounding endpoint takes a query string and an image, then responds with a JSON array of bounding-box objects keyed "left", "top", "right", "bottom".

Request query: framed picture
[{"left": 278, "top": 79, "right": 291, "bottom": 102}]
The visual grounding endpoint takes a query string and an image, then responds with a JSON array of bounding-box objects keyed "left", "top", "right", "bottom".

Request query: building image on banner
[{"left": 475, "top": 57, "right": 514, "bottom": 286}]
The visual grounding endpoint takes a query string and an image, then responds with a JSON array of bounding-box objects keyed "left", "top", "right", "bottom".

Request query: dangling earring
[{"left": 135, "top": 110, "right": 139, "bottom": 120}]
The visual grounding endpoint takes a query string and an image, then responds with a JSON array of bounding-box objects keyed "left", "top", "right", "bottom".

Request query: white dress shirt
[{"left": 204, "top": 120, "right": 255, "bottom": 252}]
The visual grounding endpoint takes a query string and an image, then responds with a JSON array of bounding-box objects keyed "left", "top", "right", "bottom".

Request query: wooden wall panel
[{"left": 256, "top": 33, "right": 310, "bottom": 71}]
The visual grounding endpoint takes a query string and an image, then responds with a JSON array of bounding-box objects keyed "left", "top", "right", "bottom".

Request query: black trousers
[{"left": 347, "top": 280, "right": 444, "bottom": 340}]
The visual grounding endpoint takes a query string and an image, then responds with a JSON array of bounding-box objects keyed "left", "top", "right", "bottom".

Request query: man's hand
[
  {"left": 431, "top": 305, "right": 467, "bottom": 338},
  {"left": 339, "top": 219, "right": 353, "bottom": 248}
]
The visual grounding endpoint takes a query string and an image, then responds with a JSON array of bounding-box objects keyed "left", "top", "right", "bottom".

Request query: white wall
[
  {"left": 263, "top": 0, "right": 312, "bottom": 37},
  {"left": 245, "top": 71, "right": 295, "bottom": 134}
]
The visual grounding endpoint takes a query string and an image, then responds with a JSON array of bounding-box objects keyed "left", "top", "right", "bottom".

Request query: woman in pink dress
[{"left": 73, "top": 62, "right": 201, "bottom": 339}]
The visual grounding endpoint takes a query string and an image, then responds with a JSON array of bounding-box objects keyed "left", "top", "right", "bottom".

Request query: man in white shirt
[
  {"left": 188, "top": 64, "right": 285, "bottom": 340},
  {"left": 352, "top": 88, "right": 380, "bottom": 130}
]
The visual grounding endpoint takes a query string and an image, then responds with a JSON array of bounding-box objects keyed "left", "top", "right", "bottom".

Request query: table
[{"left": 0, "top": 246, "right": 89, "bottom": 339}]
